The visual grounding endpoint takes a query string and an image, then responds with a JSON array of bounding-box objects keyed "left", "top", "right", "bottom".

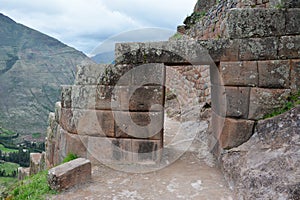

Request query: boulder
[{"left": 221, "top": 105, "right": 300, "bottom": 199}]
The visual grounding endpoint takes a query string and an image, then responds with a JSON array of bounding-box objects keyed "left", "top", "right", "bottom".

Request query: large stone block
[
  {"left": 60, "top": 108, "right": 115, "bottom": 137},
  {"left": 286, "top": 9, "right": 300, "bottom": 35},
  {"left": 54, "top": 102, "right": 61, "bottom": 123},
  {"left": 290, "top": 59, "right": 300, "bottom": 93},
  {"left": 199, "top": 39, "right": 239, "bottom": 62},
  {"left": 112, "top": 86, "right": 164, "bottom": 111},
  {"left": 258, "top": 60, "right": 290, "bottom": 88},
  {"left": 226, "top": 8, "right": 285, "bottom": 38},
  {"left": 29, "top": 152, "right": 45, "bottom": 176},
  {"left": 218, "top": 118, "right": 255, "bottom": 149},
  {"left": 225, "top": 86, "right": 250, "bottom": 119},
  {"left": 87, "top": 137, "right": 133, "bottom": 164},
  {"left": 248, "top": 88, "right": 291, "bottom": 120},
  {"left": 238, "top": 37, "right": 279, "bottom": 61},
  {"left": 115, "top": 40, "right": 211, "bottom": 65},
  {"left": 60, "top": 108, "right": 77, "bottom": 134},
  {"left": 269, "top": 0, "right": 300, "bottom": 8},
  {"left": 131, "top": 63, "right": 165, "bottom": 86},
  {"left": 98, "top": 63, "right": 166, "bottom": 86},
  {"left": 241, "top": 0, "right": 257, "bottom": 6},
  {"left": 48, "top": 112, "right": 56, "bottom": 131},
  {"left": 279, "top": 35, "right": 300, "bottom": 59},
  {"left": 71, "top": 85, "right": 97, "bottom": 109},
  {"left": 211, "top": 84, "right": 227, "bottom": 117},
  {"left": 48, "top": 158, "right": 91, "bottom": 191},
  {"left": 55, "top": 126, "right": 67, "bottom": 165},
  {"left": 132, "top": 139, "right": 163, "bottom": 164},
  {"left": 46, "top": 125, "right": 66, "bottom": 167},
  {"left": 114, "top": 111, "right": 163, "bottom": 139},
  {"left": 219, "top": 61, "right": 258, "bottom": 86},
  {"left": 45, "top": 135, "right": 55, "bottom": 168},
  {"left": 65, "top": 132, "right": 88, "bottom": 159},
  {"left": 46, "top": 122, "right": 60, "bottom": 168},
  {"left": 75, "top": 64, "right": 108, "bottom": 85},
  {"left": 71, "top": 85, "right": 114, "bottom": 110},
  {"left": 61, "top": 85, "right": 72, "bottom": 108}
]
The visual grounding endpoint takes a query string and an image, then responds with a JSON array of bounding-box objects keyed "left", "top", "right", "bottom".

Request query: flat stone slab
[{"left": 48, "top": 158, "right": 91, "bottom": 191}]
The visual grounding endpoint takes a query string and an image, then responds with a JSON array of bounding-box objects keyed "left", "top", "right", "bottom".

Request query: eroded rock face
[{"left": 221, "top": 105, "right": 300, "bottom": 199}]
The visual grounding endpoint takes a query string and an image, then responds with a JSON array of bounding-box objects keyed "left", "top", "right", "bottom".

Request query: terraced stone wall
[{"left": 183, "top": 0, "right": 300, "bottom": 155}]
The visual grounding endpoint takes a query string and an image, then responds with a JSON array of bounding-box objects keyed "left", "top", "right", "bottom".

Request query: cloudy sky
[{"left": 0, "top": 0, "right": 196, "bottom": 55}]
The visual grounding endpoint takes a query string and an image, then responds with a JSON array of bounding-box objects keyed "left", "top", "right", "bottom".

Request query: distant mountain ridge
[{"left": 0, "top": 13, "right": 94, "bottom": 136}]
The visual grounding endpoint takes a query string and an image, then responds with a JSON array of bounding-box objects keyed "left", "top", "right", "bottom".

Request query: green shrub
[
  {"left": 62, "top": 153, "right": 78, "bottom": 163},
  {"left": 170, "top": 33, "right": 183, "bottom": 40},
  {"left": 8, "top": 170, "right": 57, "bottom": 200},
  {"left": 183, "top": 11, "right": 206, "bottom": 29},
  {"left": 31, "top": 133, "right": 41, "bottom": 139},
  {"left": 0, "top": 127, "right": 15, "bottom": 136}
]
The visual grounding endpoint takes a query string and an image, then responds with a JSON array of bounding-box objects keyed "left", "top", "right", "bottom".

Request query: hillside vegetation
[{"left": 0, "top": 13, "right": 93, "bottom": 137}]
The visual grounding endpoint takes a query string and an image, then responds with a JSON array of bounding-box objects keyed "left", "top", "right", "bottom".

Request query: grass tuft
[
  {"left": 62, "top": 153, "right": 78, "bottom": 163},
  {"left": 263, "top": 90, "right": 300, "bottom": 119}
]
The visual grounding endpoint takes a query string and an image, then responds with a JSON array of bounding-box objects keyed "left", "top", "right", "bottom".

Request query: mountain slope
[
  {"left": 0, "top": 13, "right": 94, "bottom": 136},
  {"left": 91, "top": 51, "right": 114, "bottom": 64}
]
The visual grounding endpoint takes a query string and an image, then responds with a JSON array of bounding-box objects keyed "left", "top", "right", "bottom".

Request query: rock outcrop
[{"left": 221, "top": 105, "right": 300, "bottom": 199}]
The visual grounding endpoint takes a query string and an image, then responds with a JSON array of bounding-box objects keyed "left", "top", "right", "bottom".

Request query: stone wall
[
  {"left": 44, "top": 0, "right": 300, "bottom": 198},
  {"left": 115, "top": 40, "right": 216, "bottom": 108},
  {"left": 46, "top": 0, "right": 300, "bottom": 168},
  {"left": 183, "top": 0, "right": 300, "bottom": 198},
  {"left": 45, "top": 40, "right": 215, "bottom": 168},
  {"left": 179, "top": 0, "right": 300, "bottom": 156},
  {"left": 183, "top": 0, "right": 300, "bottom": 40},
  {"left": 46, "top": 63, "right": 165, "bottom": 168},
  {"left": 166, "top": 65, "right": 211, "bottom": 106}
]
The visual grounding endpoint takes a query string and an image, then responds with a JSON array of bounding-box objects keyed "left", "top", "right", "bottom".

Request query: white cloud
[{"left": 0, "top": 0, "right": 196, "bottom": 54}]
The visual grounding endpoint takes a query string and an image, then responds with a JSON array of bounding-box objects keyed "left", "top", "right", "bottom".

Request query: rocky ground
[{"left": 50, "top": 116, "right": 233, "bottom": 200}]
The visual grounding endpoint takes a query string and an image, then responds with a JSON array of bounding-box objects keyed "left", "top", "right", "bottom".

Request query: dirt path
[{"left": 51, "top": 117, "right": 233, "bottom": 200}]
